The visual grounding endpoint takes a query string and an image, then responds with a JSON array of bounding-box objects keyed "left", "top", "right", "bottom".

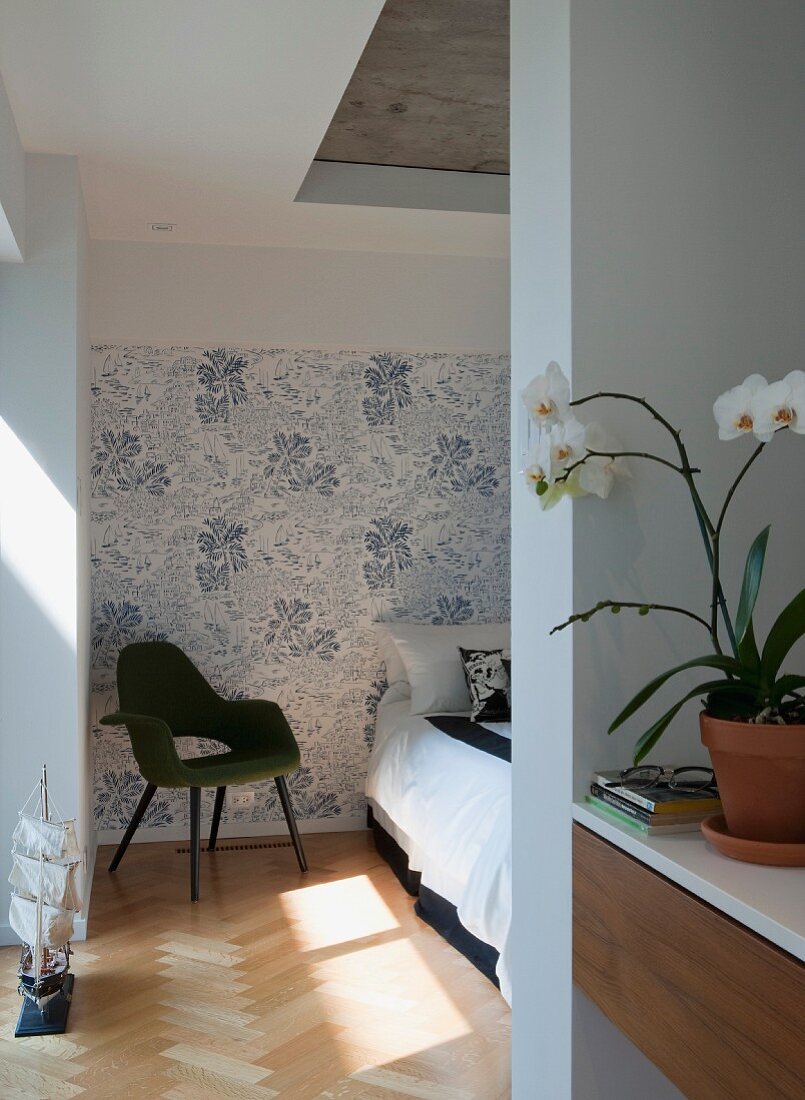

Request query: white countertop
[{"left": 573, "top": 801, "right": 805, "bottom": 962}]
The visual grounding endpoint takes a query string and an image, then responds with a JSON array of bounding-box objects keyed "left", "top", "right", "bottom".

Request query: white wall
[
  {"left": 0, "top": 153, "right": 91, "bottom": 942},
  {"left": 512, "top": 0, "right": 803, "bottom": 1096},
  {"left": 571, "top": 0, "right": 805, "bottom": 790},
  {"left": 90, "top": 240, "right": 510, "bottom": 350},
  {"left": 573, "top": 991, "right": 684, "bottom": 1100},
  {"left": 76, "top": 168, "right": 92, "bottom": 889},
  {"left": 0, "top": 68, "right": 24, "bottom": 261}
]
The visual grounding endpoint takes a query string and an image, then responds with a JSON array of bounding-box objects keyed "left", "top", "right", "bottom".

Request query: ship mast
[{"left": 34, "top": 765, "right": 47, "bottom": 985}]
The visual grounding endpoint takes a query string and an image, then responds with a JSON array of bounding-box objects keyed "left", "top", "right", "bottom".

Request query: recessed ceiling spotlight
[{"left": 150, "top": 222, "right": 175, "bottom": 232}]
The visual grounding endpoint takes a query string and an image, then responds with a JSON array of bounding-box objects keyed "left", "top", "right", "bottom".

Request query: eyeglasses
[{"left": 607, "top": 765, "right": 717, "bottom": 794}]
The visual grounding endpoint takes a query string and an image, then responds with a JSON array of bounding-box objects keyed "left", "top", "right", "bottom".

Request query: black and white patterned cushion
[{"left": 459, "top": 647, "right": 511, "bottom": 722}]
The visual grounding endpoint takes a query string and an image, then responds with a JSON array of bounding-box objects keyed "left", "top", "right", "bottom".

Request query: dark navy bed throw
[{"left": 426, "top": 715, "right": 511, "bottom": 762}]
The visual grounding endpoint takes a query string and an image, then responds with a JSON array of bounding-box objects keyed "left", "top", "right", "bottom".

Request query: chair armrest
[
  {"left": 99, "top": 712, "right": 189, "bottom": 788},
  {"left": 215, "top": 699, "right": 301, "bottom": 767}
]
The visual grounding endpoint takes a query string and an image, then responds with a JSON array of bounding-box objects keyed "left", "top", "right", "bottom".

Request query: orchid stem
[
  {"left": 711, "top": 531, "right": 722, "bottom": 650},
  {"left": 551, "top": 600, "right": 712, "bottom": 636},
  {"left": 716, "top": 442, "right": 765, "bottom": 535},
  {"left": 570, "top": 389, "right": 738, "bottom": 655},
  {"left": 570, "top": 391, "right": 681, "bottom": 441},
  {"left": 557, "top": 449, "right": 696, "bottom": 482}
]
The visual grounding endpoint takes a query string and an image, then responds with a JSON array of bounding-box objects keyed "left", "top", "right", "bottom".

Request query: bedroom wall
[
  {"left": 570, "top": 0, "right": 805, "bottom": 789},
  {"left": 0, "top": 153, "right": 91, "bottom": 943},
  {"left": 0, "top": 68, "right": 24, "bottom": 261},
  {"left": 90, "top": 240, "right": 509, "bottom": 350},
  {"left": 89, "top": 241, "right": 510, "bottom": 840},
  {"left": 511, "top": 0, "right": 804, "bottom": 1095}
]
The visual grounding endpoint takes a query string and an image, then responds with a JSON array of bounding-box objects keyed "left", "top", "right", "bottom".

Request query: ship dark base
[{"left": 15, "top": 975, "right": 74, "bottom": 1037}]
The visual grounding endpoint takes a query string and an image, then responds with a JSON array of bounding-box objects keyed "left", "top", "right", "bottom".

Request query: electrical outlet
[{"left": 228, "top": 790, "right": 255, "bottom": 812}]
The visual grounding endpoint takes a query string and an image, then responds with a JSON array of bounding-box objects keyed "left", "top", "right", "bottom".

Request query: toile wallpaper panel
[{"left": 91, "top": 345, "right": 510, "bottom": 833}]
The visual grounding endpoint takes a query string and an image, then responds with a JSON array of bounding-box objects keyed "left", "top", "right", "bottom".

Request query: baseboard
[
  {"left": 0, "top": 916, "right": 89, "bottom": 949},
  {"left": 0, "top": 923, "right": 18, "bottom": 949},
  {"left": 96, "top": 814, "right": 367, "bottom": 847},
  {"left": 0, "top": 817, "right": 366, "bottom": 947},
  {"left": 74, "top": 827, "right": 98, "bottom": 942}
]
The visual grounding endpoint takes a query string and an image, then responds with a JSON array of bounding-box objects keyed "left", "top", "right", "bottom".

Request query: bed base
[
  {"left": 367, "top": 807, "right": 421, "bottom": 896},
  {"left": 367, "top": 807, "right": 500, "bottom": 987}
]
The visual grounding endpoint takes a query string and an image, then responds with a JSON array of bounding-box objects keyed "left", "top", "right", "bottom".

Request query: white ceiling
[{"left": 0, "top": 1, "right": 508, "bottom": 257}]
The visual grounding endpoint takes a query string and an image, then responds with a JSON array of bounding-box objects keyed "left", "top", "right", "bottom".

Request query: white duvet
[{"left": 365, "top": 697, "right": 512, "bottom": 1003}]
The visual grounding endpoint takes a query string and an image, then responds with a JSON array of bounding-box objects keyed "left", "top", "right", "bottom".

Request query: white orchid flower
[
  {"left": 521, "top": 361, "right": 571, "bottom": 428},
  {"left": 578, "top": 422, "right": 631, "bottom": 499},
  {"left": 712, "top": 374, "right": 768, "bottom": 440},
  {"left": 750, "top": 378, "right": 796, "bottom": 442},
  {"left": 523, "top": 450, "right": 550, "bottom": 495},
  {"left": 545, "top": 417, "right": 587, "bottom": 482},
  {"left": 522, "top": 432, "right": 553, "bottom": 494},
  {"left": 783, "top": 370, "right": 805, "bottom": 434}
]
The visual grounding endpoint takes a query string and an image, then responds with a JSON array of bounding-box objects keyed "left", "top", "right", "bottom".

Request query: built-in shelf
[{"left": 573, "top": 802, "right": 805, "bottom": 963}]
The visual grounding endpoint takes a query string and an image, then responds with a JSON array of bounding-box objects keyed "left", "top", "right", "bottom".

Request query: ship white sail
[
  {"left": 9, "top": 853, "right": 82, "bottom": 912},
  {"left": 9, "top": 895, "right": 76, "bottom": 951},
  {"left": 9, "top": 768, "right": 81, "bottom": 1032},
  {"left": 12, "top": 815, "right": 81, "bottom": 863}
]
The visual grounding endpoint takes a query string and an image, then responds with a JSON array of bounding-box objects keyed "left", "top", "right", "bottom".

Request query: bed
[{"left": 365, "top": 675, "right": 512, "bottom": 1003}]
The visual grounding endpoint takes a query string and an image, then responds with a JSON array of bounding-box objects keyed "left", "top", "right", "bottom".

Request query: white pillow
[
  {"left": 374, "top": 625, "right": 411, "bottom": 699},
  {"left": 379, "top": 682, "right": 412, "bottom": 707},
  {"left": 386, "top": 622, "right": 511, "bottom": 715}
]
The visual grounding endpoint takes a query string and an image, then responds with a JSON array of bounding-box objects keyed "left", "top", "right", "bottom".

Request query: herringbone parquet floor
[{"left": 0, "top": 830, "right": 511, "bottom": 1099}]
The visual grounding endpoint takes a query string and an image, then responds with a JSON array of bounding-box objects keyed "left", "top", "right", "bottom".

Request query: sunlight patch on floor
[
  {"left": 313, "top": 938, "right": 473, "bottom": 1039},
  {"left": 278, "top": 873, "right": 400, "bottom": 949},
  {"left": 279, "top": 872, "right": 475, "bottom": 1064}
]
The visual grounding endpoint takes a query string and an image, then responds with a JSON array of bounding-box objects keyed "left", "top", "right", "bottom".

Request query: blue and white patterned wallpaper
[{"left": 91, "top": 346, "right": 510, "bottom": 833}]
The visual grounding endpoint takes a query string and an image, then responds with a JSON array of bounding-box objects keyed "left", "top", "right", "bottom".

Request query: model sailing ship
[{"left": 8, "top": 766, "right": 81, "bottom": 1037}]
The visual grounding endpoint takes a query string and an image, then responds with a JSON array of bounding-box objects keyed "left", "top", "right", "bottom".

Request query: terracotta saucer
[{"left": 701, "top": 815, "right": 805, "bottom": 867}]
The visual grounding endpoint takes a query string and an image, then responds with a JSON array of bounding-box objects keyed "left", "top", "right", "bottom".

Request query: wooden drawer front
[{"left": 573, "top": 824, "right": 805, "bottom": 1100}]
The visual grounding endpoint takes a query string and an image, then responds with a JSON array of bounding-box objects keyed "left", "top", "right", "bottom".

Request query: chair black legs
[
  {"left": 275, "top": 775, "right": 308, "bottom": 872},
  {"left": 112, "top": 778, "right": 304, "bottom": 901},
  {"left": 190, "top": 787, "right": 201, "bottom": 902},
  {"left": 208, "top": 786, "right": 226, "bottom": 851},
  {"left": 108, "top": 782, "right": 157, "bottom": 872}
]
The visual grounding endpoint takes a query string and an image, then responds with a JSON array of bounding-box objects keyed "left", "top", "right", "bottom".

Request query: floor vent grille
[{"left": 175, "top": 840, "right": 293, "bottom": 854}]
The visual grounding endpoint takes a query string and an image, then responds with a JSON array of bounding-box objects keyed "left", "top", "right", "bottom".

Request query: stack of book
[{"left": 587, "top": 770, "right": 722, "bottom": 835}]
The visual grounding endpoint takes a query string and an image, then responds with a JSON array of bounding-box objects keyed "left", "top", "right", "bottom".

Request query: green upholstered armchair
[{"left": 101, "top": 641, "right": 307, "bottom": 901}]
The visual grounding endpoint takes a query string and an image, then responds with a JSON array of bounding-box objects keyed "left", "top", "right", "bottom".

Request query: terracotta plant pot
[{"left": 700, "top": 713, "right": 805, "bottom": 844}]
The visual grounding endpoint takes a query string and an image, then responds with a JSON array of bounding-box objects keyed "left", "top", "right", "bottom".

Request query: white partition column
[
  {"left": 0, "top": 153, "right": 91, "bottom": 941},
  {"left": 510, "top": 2, "right": 574, "bottom": 1096}
]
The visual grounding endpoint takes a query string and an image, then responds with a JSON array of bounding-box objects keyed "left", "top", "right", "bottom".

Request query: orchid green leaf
[
  {"left": 737, "top": 617, "right": 760, "bottom": 674},
  {"left": 735, "top": 526, "right": 770, "bottom": 644},
  {"left": 770, "top": 674, "right": 805, "bottom": 706},
  {"left": 608, "top": 655, "right": 743, "bottom": 734},
  {"left": 761, "top": 588, "right": 805, "bottom": 683},
  {"left": 631, "top": 679, "right": 753, "bottom": 765}
]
